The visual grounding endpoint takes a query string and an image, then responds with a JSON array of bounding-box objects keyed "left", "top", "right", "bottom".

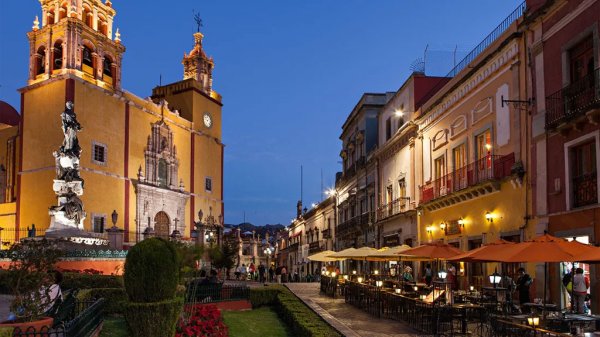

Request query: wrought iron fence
[
  {"left": 11, "top": 298, "right": 105, "bottom": 337},
  {"left": 320, "top": 275, "right": 338, "bottom": 298},
  {"left": 546, "top": 67, "right": 600, "bottom": 129},
  {"left": 185, "top": 281, "right": 250, "bottom": 304}
]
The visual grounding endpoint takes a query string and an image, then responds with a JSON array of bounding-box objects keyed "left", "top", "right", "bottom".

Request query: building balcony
[
  {"left": 573, "top": 172, "right": 598, "bottom": 208},
  {"left": 377, "top": 198, "right": 413, "bottom": 221},
  {"left": 546, "top": 68, "right": 600, "bottom": 130},
  {"left": 337, "top": 156, "right": 366, "bottom": 186},
  {"left": 419, "top": 153, "right": 515, "bottom": 211},
  {"left": 309, "top": 240, "right": 323, "bottom": 254},
  {"left": 336, "top": 211, "right": 374, "bottom": 238}
]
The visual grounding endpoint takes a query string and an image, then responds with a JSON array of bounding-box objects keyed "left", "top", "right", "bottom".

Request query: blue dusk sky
[{"left": 0, "top": 1, "right": 523, "bottom": 227}]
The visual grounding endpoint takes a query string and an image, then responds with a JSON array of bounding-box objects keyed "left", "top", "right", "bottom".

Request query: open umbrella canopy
[
  {"left": 573, "top": 246, "right": 600, "bottom": 263},
  {"left": 470, "top": 234, "right": 599, "bottom": 263},
  {"left": 401, "top": 241, "right": 463, "bottom": 260},
  {"left": 365, "top": 244, "right": 416, "bottom": 261},
  {"left": 327, "top": 247, "right": 356, "bottom": 259},
  {"left": 329, "top": 246, "right": 378, "bottom": 260},
  {"left": 307, "top": 250, "right": 345, "bottom": 262},
  {"left": 447, "top": 239, "right": 515, "bottom": 262}
]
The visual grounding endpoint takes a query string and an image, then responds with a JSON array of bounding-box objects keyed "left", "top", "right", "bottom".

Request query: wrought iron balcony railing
[
  {"left": 546, "top": 67, "right": 600, "bottom": 129},
  {"left": 419, "top": 153, "right": 515, "bottom": 204},
  {"left": 572, "top": 171, "right": 598, "bottom": 208},
  {"left": 377, "top": 197, "right": 411, "bottom": 221}
]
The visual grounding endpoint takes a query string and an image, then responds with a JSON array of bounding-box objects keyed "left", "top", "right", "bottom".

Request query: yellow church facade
[{"left": 1, "top": 0, "right": 224, "bottom": 247}]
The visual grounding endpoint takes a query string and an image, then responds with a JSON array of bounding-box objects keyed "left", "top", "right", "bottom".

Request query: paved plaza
[{"left": 286, "top": 283, "right": 421, "bottom": 337}]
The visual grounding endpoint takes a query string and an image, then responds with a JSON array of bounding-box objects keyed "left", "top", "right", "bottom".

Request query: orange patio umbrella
[
  {"left": 572, "top": 245, "right": 600, "bottom": 263},
  {"left": 469, "top": 234, "right": 598, "bottom": 263},
  {"left": 447, "top": 239, "right": 515, "bottom": 262},
  {"left": 401, "top": 241, "right": 463, "bottom": 260}
]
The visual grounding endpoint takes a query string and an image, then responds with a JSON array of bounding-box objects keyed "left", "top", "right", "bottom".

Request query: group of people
[
  {"left": 563, "top": 267, "right": 591, "bottom": 314},
  {"left": 234, "top": 262, "right": 291, "bottom": 283}
]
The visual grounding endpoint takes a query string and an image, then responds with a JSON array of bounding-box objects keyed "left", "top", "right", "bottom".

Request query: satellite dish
[{"left": 410, "top": 58, "right": 425, "bottom": 74}]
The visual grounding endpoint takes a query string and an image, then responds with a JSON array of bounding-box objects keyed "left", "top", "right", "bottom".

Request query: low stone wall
[{"left": 0, "top": 258, "right": 125, "bottom": 275}]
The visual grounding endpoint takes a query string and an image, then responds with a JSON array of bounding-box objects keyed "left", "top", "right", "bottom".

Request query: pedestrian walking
[
  {"left": 275, "top": 266, "right": 282, "bottom": 284},
  {"left": 572, "top": 268, "right": 590, "bottom": 314},
  {"left": 258, "top": 262, "right": 266, "bottom": 283},
  {"left": 269, "top": 264, "right": 275, "bottom": 283}
]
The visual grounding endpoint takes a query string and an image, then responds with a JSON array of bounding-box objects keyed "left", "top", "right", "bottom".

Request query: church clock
[{"left": 203, "top": 113, "right": 212, "bottom": 128}]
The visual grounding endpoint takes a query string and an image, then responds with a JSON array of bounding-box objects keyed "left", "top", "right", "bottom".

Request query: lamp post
[{"left": 264, "top": 246, "right": 274, "bottom": 283}]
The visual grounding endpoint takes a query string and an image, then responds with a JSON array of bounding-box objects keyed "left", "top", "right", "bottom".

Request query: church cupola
[
  {"left": 182, "top": 31, "right": 214, "bottom": 95},
  {"left": 27, "top": 0, "right": 125, "bottom": 91}
]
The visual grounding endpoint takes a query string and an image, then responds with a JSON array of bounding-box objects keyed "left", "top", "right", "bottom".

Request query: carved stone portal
[{"left": 135, "top": 119, "right": 188, "bottom": 242}]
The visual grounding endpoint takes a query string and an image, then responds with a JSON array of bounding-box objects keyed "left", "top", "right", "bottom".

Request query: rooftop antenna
[
  {"left": 193, "top": 10, "right": 203, "bottom": 33},
  {"left": 320, "top": 168, "right": 323, "bottom": 201},
  {"left": 453, "top": 44, "right": 458, "bottom": 69},
  {"left": 159, "top": 74, "right": 162, "bottom": 86},
  {"left": 423, "top": 44, "right": 429, "bottom": 74},
  {"left": 301, "top": 165, "right": 303, "bottom": 206}
]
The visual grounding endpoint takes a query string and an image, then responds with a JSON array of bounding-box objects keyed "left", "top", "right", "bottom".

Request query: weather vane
[{"left": 193, "top": 10, "right": 203, "bottom": 33}]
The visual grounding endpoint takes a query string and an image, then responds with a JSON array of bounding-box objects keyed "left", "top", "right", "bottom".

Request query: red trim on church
[
  {"left": 190, "top": 133, "right": 195, "bottom": 237},
  {"left": 15, "top": 93, "right": 25, "bottom": 241},
  {"left": 124, "top": 103, "right": 130, "bottom": 242},
  {"left": 221, "top": 145, "right": 224, "bottom": 224},
  {"left": 65, "top": 78, "right": 75, "bottom": 102}
]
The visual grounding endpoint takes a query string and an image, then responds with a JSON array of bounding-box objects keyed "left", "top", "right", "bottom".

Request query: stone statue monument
[{"left": 48, "top": 101, "right": 86, "bottom": 231}]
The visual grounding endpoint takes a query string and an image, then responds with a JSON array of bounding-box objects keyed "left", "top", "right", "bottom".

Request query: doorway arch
[{"left": 154, "top": 211, "right": 170, "bottom": 238}]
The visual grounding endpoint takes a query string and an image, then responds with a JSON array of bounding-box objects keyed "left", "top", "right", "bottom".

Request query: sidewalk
[{"left": 286, "top": 283, "right": 421, "bottom": 337}]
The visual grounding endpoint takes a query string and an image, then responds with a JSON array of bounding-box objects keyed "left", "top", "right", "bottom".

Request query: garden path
[{"left": 286, "top": 283, "right": 421, "bottom": 337}]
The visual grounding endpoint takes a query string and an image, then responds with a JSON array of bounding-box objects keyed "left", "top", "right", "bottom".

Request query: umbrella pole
[{"left": 543, "top": 262, "right": 547, "bottom": 318}]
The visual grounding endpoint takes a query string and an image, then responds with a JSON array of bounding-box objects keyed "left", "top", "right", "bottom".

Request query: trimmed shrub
[
  {"left": 249, "top": 286, "right": 282, "bottom": 308},
  {"left": 124, "top": 297, "right": 183, "bottom": 337},
  {"left": 76, "top": 288, "right": 127, "bottom": 315},
  {"left": 249, "top": 285, "right": 340, "bottom": 337},
  {"left": 61, "top": 273, "right": 123, "bottom": 290},
  {"left": 124, "top": 237, "right": 179, "bottom": 302},
  {"left": 275, "top": 286, "right": 341, "bottom": 337}
]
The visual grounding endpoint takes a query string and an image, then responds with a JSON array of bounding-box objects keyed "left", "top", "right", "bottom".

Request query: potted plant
[{"left": 0, "top": 238, "right": 63, "bottom": 331}]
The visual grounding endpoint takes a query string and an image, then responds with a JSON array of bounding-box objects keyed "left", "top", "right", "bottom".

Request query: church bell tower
[
  {"left": 182, "top": 32, "right": 214, "bottom": 95},
  {"left": 27, "top": 0, "right": 125, "bottom": 91}
]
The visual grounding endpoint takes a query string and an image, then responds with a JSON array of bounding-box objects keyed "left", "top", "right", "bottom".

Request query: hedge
[
  {"left": 124, "top": 297, "right": 183, "bottom": 337},
  {"left": 0, "top": 270, "right": 123, "bottom": 294},
  {"left": 249, "top": 285, "right": 341, "bottom": 337},
  {"left": 77, "top": 288, "right": 127, "bottom": 315},
  {"left": 61, "top": 273, "right": 123, "bottom": 290}
]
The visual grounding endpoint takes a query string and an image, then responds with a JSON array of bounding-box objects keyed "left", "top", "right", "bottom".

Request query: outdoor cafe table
[
  {"left": 545, "top": 313, "right": 600, "bottom": 333},
  {"left": 447, "top": 303, "right": 484, "bottom": 334},
  {"left": 522, "top": 302, "right": 559, "bottom": 313}
]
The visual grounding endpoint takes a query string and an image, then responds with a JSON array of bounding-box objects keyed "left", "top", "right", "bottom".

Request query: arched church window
[
  {"left": 59, "top": 2, "right": 68, "bottom": 21},
  {"left": 82, "top": 45, "right": 94, "bottom": 76},
  {"left": 82, "top": 5, "right": 93, "bottom": 28},
  {"left": 158, "top": 159, "right": 168, "bottom": 187},
  {"left": 36, "top": 46, "right": 46, "bottom": 76},
  {"left": 98, "top": 14, "right": 108, "bottom": 36},
  {"left": 103, "top": 56, "right": 112, "bottom": 76},
  {"left": 53, "top": 41, "right": 63, "bottom": 70},
  {"left": 46, "top": 9, "right": 55, "bottom": 25}
]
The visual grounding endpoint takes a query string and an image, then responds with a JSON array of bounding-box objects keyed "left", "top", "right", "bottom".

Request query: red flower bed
[{"left": 176, "top": 304, "right": 228, "bottom": 337}]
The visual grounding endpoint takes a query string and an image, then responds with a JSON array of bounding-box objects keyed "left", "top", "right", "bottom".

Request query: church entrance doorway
[{"left": 154, "top": 211, "right": 170, "bottom": 238}]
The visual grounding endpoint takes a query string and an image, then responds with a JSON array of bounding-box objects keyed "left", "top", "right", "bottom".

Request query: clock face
[{"left": 203, "top": 113, "right": 212, "bottom": 128}]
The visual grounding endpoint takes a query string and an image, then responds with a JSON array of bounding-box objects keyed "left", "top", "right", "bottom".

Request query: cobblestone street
[{"left": 286, "top": 283, "right": 421, "bottom": 337}]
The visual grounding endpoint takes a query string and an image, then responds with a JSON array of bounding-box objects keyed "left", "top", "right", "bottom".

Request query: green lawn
[
  {"left": 223, "top": 307, "right": 292, "bottom": 337},
  {"left": 98, "top": 316, "right": 131, "bottom": 337}
]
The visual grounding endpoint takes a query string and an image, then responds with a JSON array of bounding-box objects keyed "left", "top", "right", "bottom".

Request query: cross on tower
[{"left": 193, "top": 10, "right": 203, "bottom": 32}]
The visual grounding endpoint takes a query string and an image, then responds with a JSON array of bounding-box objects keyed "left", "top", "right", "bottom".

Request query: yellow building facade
[
  {"left": 2, "top": 0, "right": 224, "bottom": 246},
  {"left": 415, "top": 20, "right": 533, "bottom": 287}
]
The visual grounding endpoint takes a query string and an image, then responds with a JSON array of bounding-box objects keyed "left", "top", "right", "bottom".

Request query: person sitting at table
[
  {"left": 516, "top": 267, "right": 532, "bottom": 313},
  {"left": 402, "top": 266, "right": 414, "bottom": 283},
  {"left": 572, "top": 267, "right": 589, "bottom": 314}
]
